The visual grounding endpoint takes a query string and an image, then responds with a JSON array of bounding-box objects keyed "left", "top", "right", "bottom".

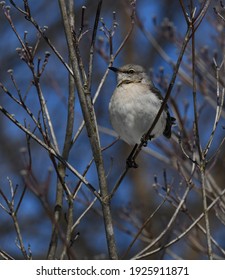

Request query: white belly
[{"left": 109, "top": 83, "right": 166, "bottom": 145}]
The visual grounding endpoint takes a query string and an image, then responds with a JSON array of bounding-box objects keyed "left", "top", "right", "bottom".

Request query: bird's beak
[{"left": 108, "top": 66, "right": 119, "bottom": 73}]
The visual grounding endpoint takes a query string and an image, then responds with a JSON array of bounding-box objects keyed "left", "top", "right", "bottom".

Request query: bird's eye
[{"left": 128, "top": 69, "right": 135, "bottom": 74}]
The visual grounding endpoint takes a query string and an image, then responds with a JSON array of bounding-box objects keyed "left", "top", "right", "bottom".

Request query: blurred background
[{"left": 0, "top": 0, "right": 225, "bottom": 259}]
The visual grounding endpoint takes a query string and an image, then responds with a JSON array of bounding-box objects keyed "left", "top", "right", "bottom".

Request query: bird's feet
[
  {"left": 126, "top": 157, "right": 138, "bottom": 168},
  {"left": 142, "top": 139, "right": 148, "bottom": 147},
  {"left": 141, "top": 134, "right": 154, "bottom": 147}
]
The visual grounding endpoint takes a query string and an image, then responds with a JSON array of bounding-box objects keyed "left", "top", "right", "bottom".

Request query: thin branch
[
  {"left": 113, "top": 1, "right": 136, "bottom": 59},
  {"left": 191, "top": 15, "right": 202, "bottom": 162},
  {"left": 193, "top": 0, "right": 212, "bottom": 29},
  {"left": 138, "top": 185, "right": 225, "bottom": 259},
  {"left": 87, "top": 0, "right": 102, "bottom": 92},
  {"left": 132, "top": 181, "right": 192, "bottom": 259},
  {"left": 8, "top": 0, "right": 74, "bottom": 76},
  {"left": 199, "top": 166, "right": 213, "bottom": 259},
  {"left": 204, "top": 59, "right": 225, "bottom": 158},
  {"left": 179, "top": 0, "right": 191, "bottom": 24},
  {"left": 122, "top": 196, "right": 168, "bottom": 259},
  {"left": 0, "top": 106, "right": 98, "bottom": 196},
  {"left": 0, "top": 181, "right": 29, "bottom": 259},
  {"left": 72, "top": 197, "right": 98, "bottom": 231}
]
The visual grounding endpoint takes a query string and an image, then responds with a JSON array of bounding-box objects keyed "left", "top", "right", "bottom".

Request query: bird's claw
[
  {"left": 126, "top": 158, "right": 138, "bottom": 168},
  {"left": 141, "top": 137, "right": 148, "bottom": 147},
  {"left": 141, "top": 134, "right": 154, "bottom": 147},
  {"left": 142, "top": 140, "right": 148, "bottom": 147}
]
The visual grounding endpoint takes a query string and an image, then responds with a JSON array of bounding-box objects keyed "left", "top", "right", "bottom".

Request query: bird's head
[{"left": 109, "top": 64, "right": 150, "bottom": 85}]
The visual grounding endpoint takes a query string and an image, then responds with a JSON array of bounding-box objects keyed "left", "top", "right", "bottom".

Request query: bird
[{"left": 109, "top": 64, "right": 175, "bottom": 167}]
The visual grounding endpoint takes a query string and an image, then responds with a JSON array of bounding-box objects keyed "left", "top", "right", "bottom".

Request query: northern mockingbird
[{"left": 109, "top": 64, "right": 175, "bottom": 151}]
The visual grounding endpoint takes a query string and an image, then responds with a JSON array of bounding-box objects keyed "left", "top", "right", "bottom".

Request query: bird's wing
[{"left": 149, "top": 84, "right": 176, "bottom": 139}]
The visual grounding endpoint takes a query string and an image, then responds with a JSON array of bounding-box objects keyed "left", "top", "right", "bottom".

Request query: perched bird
[{"left": 109, "top": 64, "right": 175, "bottom": 166}]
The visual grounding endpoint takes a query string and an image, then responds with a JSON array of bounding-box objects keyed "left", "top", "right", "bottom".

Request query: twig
[
  {"left": 138, "top": 185, "right": 225, "bottom": 259},
  {"left": 199, "top": 167, "right": 213, "bottom": 259},
  {"left": 113, "top": 1, "right": 136, "bottom": 59},
  {"left": 204, "top": 59, "right": 225, "bottom": 158},
  {"left": 87, "top": 0, "right": 102, "bottom": 92},
  {"left": 8, "top": 0, "right": 74, "bottom": 76},
  {"left": 3, "top": 6, "right": 60, "bottom": 154},
  {"left": 0, "top": 180, "right": 29, "bottom": 259},
  {"left": 122, "top": 196, "right": 168, "bottom": 259},
  {"left": 72, "top": 197, "right": 98, "bottom": 231},
  {"left": 132, "top": 179, "right": 192, "bottom": 259},
  {"left": 0, "top": 106, "right": 98, "bottom": 195}
]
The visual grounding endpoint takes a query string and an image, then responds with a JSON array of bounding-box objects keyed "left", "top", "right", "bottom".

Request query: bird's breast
[{"left": 109, "top": 83, "right": 166, "bottom": 145}]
